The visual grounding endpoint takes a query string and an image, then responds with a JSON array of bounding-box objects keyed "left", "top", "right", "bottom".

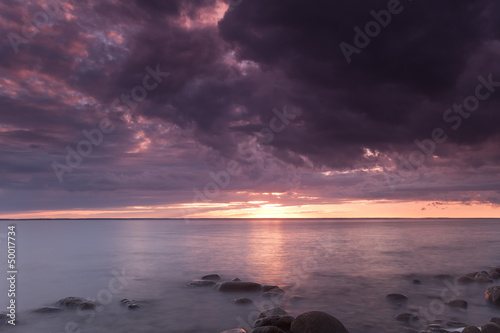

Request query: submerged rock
[
  {"left": 259, "top": 307, "right": 288, "bottom": 319},
  {"left": 216, "top": 281, "right": 262, "bottom": 292},
  {"left": 188, "top": 279, "right": 217, "bottom": 287},
  {"left": 290, "top": 311, "right": 349, "bottom": 333},
  {"left": 395, "top": 313, "right": 419, "bottom": 323},
  {"left": 231, "top": 277, "right": 242, "bottom": 282},
  {"left": 475, "top": 273, "right": 494, "bottom": 283},
  {"left": 486, "top": 286, "right": 500, "bottom": 305},
  {"left": 220, "top": 329, "right": 247, "bottom": 333},
  {"left": 254, "top": 315, "right": 294, "bottom": 331},
  {"left": 462, "top": 327, "right": 481, "bottom": 333},
  {"left": 56, "top": 297, "right": 97, "bottom": 310},
  {"left": 458, "top": 275, "right": 475, "bottom": 284},
  {"left": 492, "top": 318, "right": 500, "bottom": 326},
  {"left": 446, "top": 299, "right": 468, "bottom": 309},
  {"left": 386, "top": 293, "right": 408, "bottom": 301},
  {"left": 482, "top": 322, "right": 500, "bottom": 333},
  {"left": 33, "top": 306, "right": 64, "bottom": 313},
  {"left": 201, "top": 274, "right": 221, "bottom": 281},
  {"left": 262, "top": 285, "right": 280, "bottom": 292},
  {"left": 232, "top": 298, "right": 253, "bottom": 305}
]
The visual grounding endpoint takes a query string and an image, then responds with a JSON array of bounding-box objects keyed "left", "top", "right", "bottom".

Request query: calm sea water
[{"left": 0, "top": 218, "right": 499, "bottom": 333}]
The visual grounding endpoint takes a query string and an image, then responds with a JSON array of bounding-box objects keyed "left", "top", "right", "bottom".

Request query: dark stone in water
[
  {"left": 475, "top": 273, "right": 494, "bottom": 283},
  {"left": 188, "top": 279, "right": 217, "bottom": 287},
  {"left": 128, "top": 303, "right": 140, "bottom": 309},
  {"left": 201, "top": 274, "right": 221, "bottom": 281},
  {"left": 486, "top": 286, "right": 500, "bottom": 305},
  {"left": 462, "top": 327, "right": 480, "bottom": 333},
  {"left": 482, "top": 322, "right": 500, "bottom": 333},
  {"left": 289, "top": 295, "right": 304, "bottom": 302},
  {"left": 386, "top": 293, "right": 408, "bottom": 301},
  {"left": 446, "top": 320, "right": 468, "bottom": 327},
  {"left": 33, "top": 306, "right": 64, "bottom": 313},
  {"left": 458, "top": 276, "right": 475, "bottom": 284},
  {"left": 231, "top": 277, "right": 241, "bottom": 282},
  {"left": 446, "top": 299, "right": 468, "bottom": 309},
  {"left": 220, "top": 329, "right": 247, "bottom": 333},
  {"left": 259, "top": 307, "right": 288, "bottom": 319},
  {"left": 232, "top": 298, "right": 253, "bottom": 305},
  {"left": 254, "top": 315, "right": 294, "bottom": 331},
  {"left": 412, "top": 279, "right": 421, "bottom": 284},
  {"left": 262, "top": 285, "right": 280, "bottom": 292},
  {"left": 56, "top": 297, "right": 97, "bottom": 310},
  {"left": 290, "top": 311, "right": 349, "bottom": 333},
  {"left": 251, "top": 326, "right": 285, "bottom": 333},
  {"left": 216, "top": 281, "right": 262, "bottom": 292},
  {"left": 395, "top": 313, "right": 419, "bottom": 323},
  {"left": 492, "top": 318, "right": 500, "bottom": 326}
]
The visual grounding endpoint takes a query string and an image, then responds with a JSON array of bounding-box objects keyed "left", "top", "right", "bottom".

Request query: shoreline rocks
[
  {"left": 290, "top": 311, "right": 349, "bottom": 333},
  {"left": 216, "top": 281, "right": 262, "bottom": 293},
  {"left": 485, "top": 286, "right": 500, "bottom": 306}
]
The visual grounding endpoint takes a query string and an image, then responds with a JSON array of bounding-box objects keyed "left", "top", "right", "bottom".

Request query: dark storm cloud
[{"left": 0, "top": 0, "right": 499, "bottom": 215}]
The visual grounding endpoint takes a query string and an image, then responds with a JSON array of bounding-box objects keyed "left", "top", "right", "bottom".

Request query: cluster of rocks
[
  {"left": 187, "top": 274, "right": 349, "bottom": 333},
  {"left": 387, "top": 266, "right": 500, "bottom": 333}
]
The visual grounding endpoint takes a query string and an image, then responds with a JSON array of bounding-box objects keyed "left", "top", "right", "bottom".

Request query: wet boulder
[
  {"left": 232, "top": 298, "right": 253, "bottom": 305},
  {"left": 486, "top": 286, "right": 500, "bottom": 306},
  {"left": 259, "top": 307, "right": 288, "bottom": 319},
  {"left": 446, "top": 299, "right": 468, "bottom": 309},
  {"left": 251, "top": 327, "right": 285, "bottom": 333},
  {"left": 220, "top": 329, "right": 247, "bottom": 333},
  {"left": 462, "top": 327, "right": 480, "bottom": 333},
  {"left": 188, "top": 279, "right": 217, "bottom": 287},
  {"left": 290, "top": 311, "right": 349, "bottom": 333},
  {"left": 202, "top": 274, "right": 221, "bottom": 281},
  {"left": 56, "top": 297, "right": 97, "bottom": 310},
  {"left": 254, "top": 315, "right": 294, "bottom": 331},
  {"left": 386, "top": 293, "right": 408, "bottom": 301},
  {"left": 482, "top": 322, "right": 500, "bottom": 333}
]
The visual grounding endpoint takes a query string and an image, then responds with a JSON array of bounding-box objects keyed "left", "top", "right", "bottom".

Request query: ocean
[{"left": 0, "top": 218, "right": 499, "bottom": 333}]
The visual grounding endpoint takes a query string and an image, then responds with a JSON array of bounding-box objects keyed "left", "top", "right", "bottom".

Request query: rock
[
  {"left": 386, "top": 293, "right": 408, "bottom": 301},
  {"left": 33, "top": 306, "right": 64, "bottom": 313},
  {"left": 413, "top": 279, "right": 421, "bottom": 284},
  {"left": 457, "top": 276, "right": 475, "bottom": 284},
  {"left": 475, "top": 273, "right": 493, "bottom": 283},
  {"left": 465, "top": 272, "right": 479, "bottom": 278},
  {"left": 446, "top": 299, "right": 468, "bottom": 309},
  {"left": 395, "top": 313, "right": 419, "bottom": 323},
  {"left": 446, "top": 320, "right": 468, "bottom": 327},
  {"left": 462, "top": 327, "right": 480, "bottom": 333},
  {"left": 492, "top": 318, "right": 500, "bottom": 326},
  {"left": 262, "top": 285, "right": 280, "bottom": 292},
  {"left": 216, "top": 281, "right": 262, "bottom": 292},
  {"left": 220, "top": 329, "right": 247, "bottom": 333},
  {"left": 202, "top": 274, "right": 221, "bottom": 281},
  {"left": 485, "top": 286, "right": 500, "bottom": 305},
  {"left": 128, "top": 303, "right": 140, "bottom": 309},
  {"left": 492, "top": 272, "right": 500, "bottom": 280},
  {"left": 290, "top": 311, "right": 349, "bottom": 333},
  {"left": 267, "top": 287, "right": 285, "bottom": 294},
  {"left": 56, "top": 297, "right": 97, "bottom": 310},
  {"left": 259, "top": 307, "right": 288, "bottom": 319},
  {"left": 490, "top": 268, "right": 500, "bottom": 275},
  {"left": 289, "top": 295, "right": 304, "bottom": 302},
  {"left": 481, "top": 322, "right": 500, "bottom": 333},
  {"left": 433, "top": 274, "right": 455, "bottom": 280},
  {"left": 251, "top": 327, "right": 285, "bottom": 333},
  {"left": 254, "top": 315, "right": 294, "bottom": 331},
  {"left": 188, "top": 279, "right": 217, "bottom": 287},
  {"left": 231, "top": 277, "right": 242, "bottom": 282},
  {"left": 232, "top": 298, "right": 253, "bottom": 305}
]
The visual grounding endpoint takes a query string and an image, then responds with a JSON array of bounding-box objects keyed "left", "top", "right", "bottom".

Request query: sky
[{"left": 1, "top": 0, "right": 500, "bottom": 219}]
